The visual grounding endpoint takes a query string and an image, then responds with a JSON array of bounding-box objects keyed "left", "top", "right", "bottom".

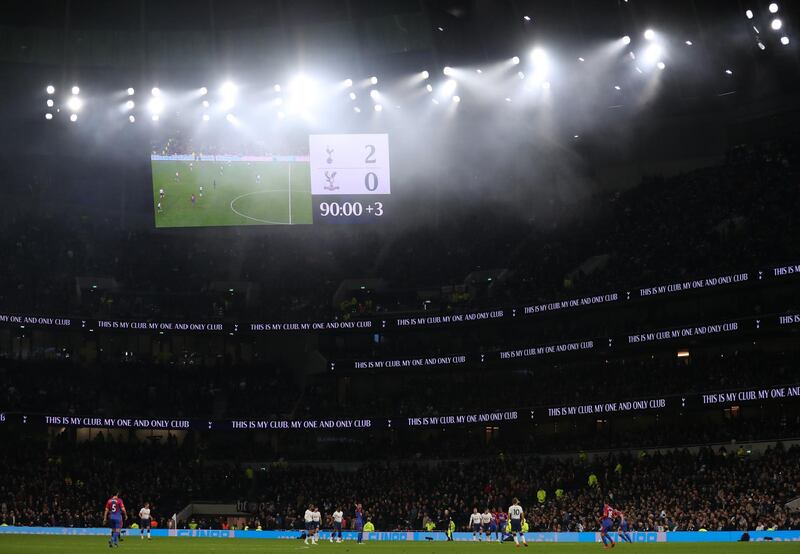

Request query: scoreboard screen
[
  {"left": 309, "top": 134, "right": 390, "bottom": 224},
  {"left": 150, "top": 134, "right": 391, "bottom": 228}
]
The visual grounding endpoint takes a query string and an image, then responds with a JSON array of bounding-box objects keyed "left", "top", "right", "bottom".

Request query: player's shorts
[
  {"left": 510, "top": 519, "right": 522, "bottom": 533},
  {"left": 140, "top": 518, "right": 151, "bottom": 528},
  {"left": 305, "top": 522, "right": 313, "bottom": 531},
  {"left": 473, "top": 523, "right": 481, "bottom": 533},
  {"left": 489, "top": 522, "right": 497, "bottom": 532},
  {"left": 334, "top": 522, "right": 342, "bottom": 531},
  {"left": 109, "top": 517, "right": 123, "bottom": 529},
  {"left": 601, "top": 518, "right": 613, "bottom": 532},
  {"left": 314, "top": 522, "right": 320, "bottom": 529}
]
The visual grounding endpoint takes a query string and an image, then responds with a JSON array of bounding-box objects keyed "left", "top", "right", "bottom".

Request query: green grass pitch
[
  {"left": 0, "top": 536, "right": 794, "bottom": 553},
  {"left": 151, "top": 160, "right": 312, "bottom": 227}
]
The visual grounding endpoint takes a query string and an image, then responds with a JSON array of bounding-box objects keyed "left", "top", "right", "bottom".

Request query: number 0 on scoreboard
[{"left": 309, "top": 134, "right": 391, "bottom": 195}]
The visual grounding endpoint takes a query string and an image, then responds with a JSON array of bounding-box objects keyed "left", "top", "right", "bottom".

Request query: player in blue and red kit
[
  {"left": 103, "top": 493, "right": 127, "bottom": 548},
  {"left": 600, "top": 503, "right": 616, "bottom": 549},
  {"left": 354, "top": 503, "right": 364, "bottom": 544},
  {"left": 495, "top": 508, "right": 507, "bottom": 542},
  {"left": 617, "top": 512, "right": 632, "bottom": 543}
]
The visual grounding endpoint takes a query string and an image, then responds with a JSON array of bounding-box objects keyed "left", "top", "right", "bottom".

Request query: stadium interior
[{"left": 0, "top": 0, "right": 799, "bottom": 551}]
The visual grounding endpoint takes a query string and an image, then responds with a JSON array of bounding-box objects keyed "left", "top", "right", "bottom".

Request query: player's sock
[{"left": 513, "top": 533, "right": 519, "bottom": 545}]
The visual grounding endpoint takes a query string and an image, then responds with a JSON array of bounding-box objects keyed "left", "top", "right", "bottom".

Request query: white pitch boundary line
[
  {"left": 230, "top": 189, "right": 296, "bottom": 225},
  {"left": 288, "top": 163, "right": 293, "bottom": 225}
]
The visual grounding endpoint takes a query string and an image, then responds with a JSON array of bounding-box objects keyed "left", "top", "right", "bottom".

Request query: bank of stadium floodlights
[{"left": 41, "top": 5, "right": 791, "bottom": 124}]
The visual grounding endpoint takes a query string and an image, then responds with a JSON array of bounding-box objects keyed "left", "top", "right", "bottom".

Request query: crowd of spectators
[
  {"left": 1, "top": 347, "right": 796, "bottom": 423},
  {"left": 1, "top": 435, "right": 798, "bottom": 533}
]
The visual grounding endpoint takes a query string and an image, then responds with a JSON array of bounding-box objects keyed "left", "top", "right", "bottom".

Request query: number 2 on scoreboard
[{"left": 365, "top": 144, "right": 376, "bottom": 164}]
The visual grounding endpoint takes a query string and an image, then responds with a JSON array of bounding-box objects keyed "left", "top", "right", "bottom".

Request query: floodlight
[
  {"left": 614, "top": 85, "right": 621, "bottom": 90},
  {"left": 127, "top": 87, "right": 135, "bottom": 95},
  {"left": 45, "top": 113, "right": 53, "bottom": 120},
  {"left": 46, "top": 85, "right": 55, "bottom": 95},
  {"left": 69, "top": 113, "right": 77, "bottom": 122},
  {"left": 226, "top": 113, "right": 235, "bottom": 123},
  {"left": 622, "top": 36, "right": 631, "bottom": 45},
  {"left": 151, "top": 87, "right": 161, "bottom": 96},
  {"left": 374, "top": 104, "right": 382, "bottom": 112},
  {"left": 129, "top": 115, "right": 135, "bottom": 123},
  {"left": 370, "top": 76, "right": 378, "bottom": 85},
  {"left": 202, "top": 113, "right": 210, "bottom": 121},
  {"left": 769, "top": 3, "right": 779, "bottom": 14},
  {"left": 147, "top": 97, "right": 164, "bottom": 115},
  {"left": 221, "top": 81, "right": 238, "bottom": 97},
  {"left": 643, "top": 44, "right": 663, "bottom": 64},
  {"left": 199, "top": 87, "right": 208, "bottom": 95},
  {"left": 685, "top": 40, "right": 693, "bottom": 46},
  {"left": 644, "top": 29, "right": 655, "bottom": 41},
  {"left": 421, "top": 70, "right": 430, "bottom": 80},
  {"left": 771, "top": 19, "right": 782, "bottom": 31},
  {"left": 426, "top": 84, "right": 433, "bottom": 92},
  {"left": 370, "top": 89, "right": 379, "bottom": 100},
  {"left": 274, "top": 84, "right": 281, "bottom": 92},
  {"left": 67, "top": 96, "right": 83, "bottom": 112},
  {"left": 518, "top": 71, "right": 525, "bottom": 79},
  {"left": 725, "top": 69, "right": 733, "bottom": 75},
  {"left": 452, "top": 95, "right": 461, "bottom": 103},
  {"left": 523, "top": 15, "right": 531, "bottom": 22},
  {"left": 344, "top": 79, "right": 353, "bottom": 87},
  {"left": 353, "top": 106, "right": 361, "bottom": 113},
  {"left": 151, "top": 114, "right": 159, "bottom": 121},
  {"left": 349, "top": 92, "right": 357, "bottom": 100},
  {"left": 125, "top": 100, "right": 135, "bottom": 109},
  {"left": 780, "top": 36, "right": 790, "bottom": 45},
  {"left": 46, "top": 99, "right": 54, "bottom": 107},
  {"left": 511, "top": 56, "right": 520, "bottom": 65},
  {"left": 530, "top": 48, "right": 547, "bottom": 64},
  {"left": 202, "top": 100, "right": 209, "bottom": 108},
  {"left": 443, "top": 66, "right": 454, "bottom": 76},
  {"left": 657, "top": 61, "right": 666, "bottom": 70},
  {"left": 746, "top": 10, "right": 754, "bottom": 20},
  {"left": 71, "top": 86, "right": 80, "bottom": 95}
]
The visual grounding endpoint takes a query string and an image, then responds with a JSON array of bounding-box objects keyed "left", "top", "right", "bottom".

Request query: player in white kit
[
  {"left": 311, "top": 506, "right": 321, "bottom": 544},
  {"left": 469, "top": 508, "right": 482, "bottom": 541},
  {"left": 330, "top": 507, "right": 344, "bottom": 543},
  {"left": 508, "top": 498, "right": 528, "bottom": 547},
  {"left": 139, "top": 503, "right": 152, "bottom": 540},
  {"left": 481, "top": 508, "right": 493, "bottom": 542},
  {"left": 303, "top": 505, "right": 314, "bottom": 545}
]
